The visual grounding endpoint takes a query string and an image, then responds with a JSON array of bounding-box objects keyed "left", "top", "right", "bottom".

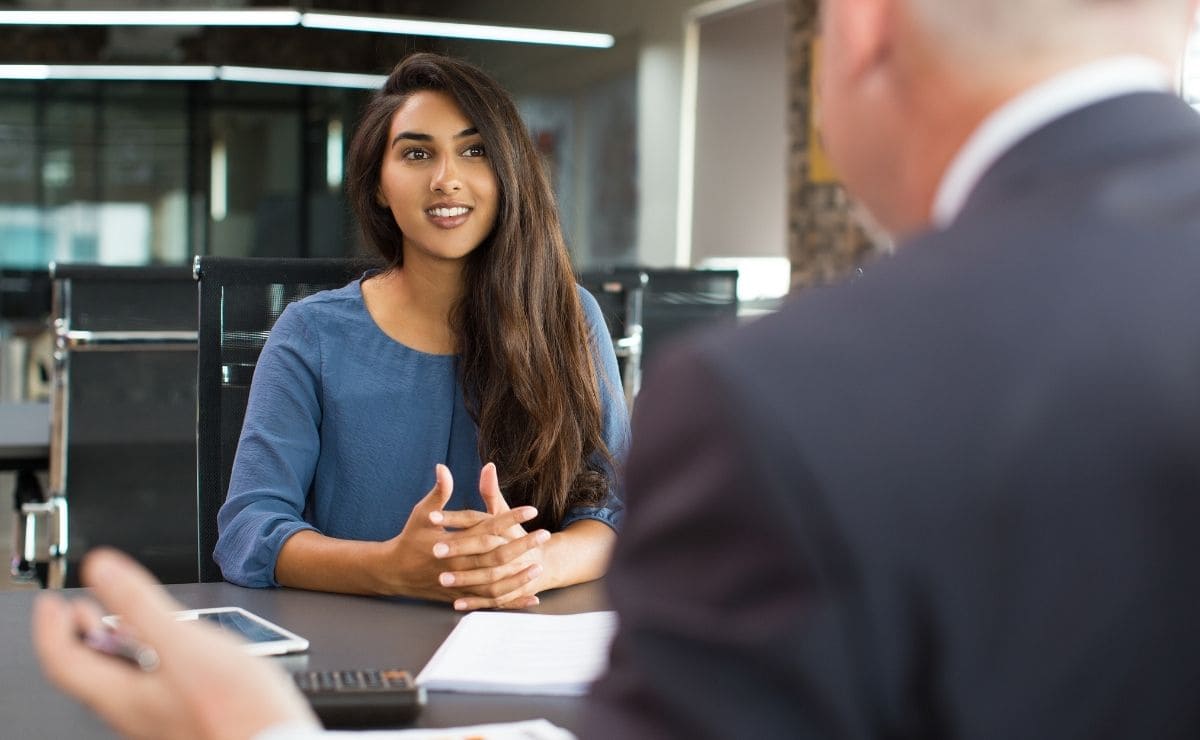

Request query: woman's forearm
[
  {"left": 541, "top": 519, "right": 617, "bottom": 590},
  {"left": 273, "top": 530, "right": 395, "bottom": 596}
]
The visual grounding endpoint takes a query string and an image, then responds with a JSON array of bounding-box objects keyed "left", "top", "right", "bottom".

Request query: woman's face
[{"left": 377, "top": 90, "right": 499, "bottom": 265}]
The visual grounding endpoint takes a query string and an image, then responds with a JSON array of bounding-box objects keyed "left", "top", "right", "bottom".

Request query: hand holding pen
[{"left": 31, "top": 548, "right": 318, "bottom": 740}]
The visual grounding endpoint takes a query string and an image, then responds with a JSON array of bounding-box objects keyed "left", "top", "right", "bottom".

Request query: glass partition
[{"left": 0, "top": 79, "right": 368, "bottom": 268}]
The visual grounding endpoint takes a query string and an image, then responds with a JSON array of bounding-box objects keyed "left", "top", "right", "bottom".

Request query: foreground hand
[
  {"left": 31, "top": 548, "right": 317, "bottom": 740},
  {"left": 431, "top": 462, "right": 554, "bottom": 611}
]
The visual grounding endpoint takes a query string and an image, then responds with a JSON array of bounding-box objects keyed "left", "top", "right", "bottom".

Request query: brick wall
[{"left": 786, "top": 0, "right": 885, "bottom": 292}]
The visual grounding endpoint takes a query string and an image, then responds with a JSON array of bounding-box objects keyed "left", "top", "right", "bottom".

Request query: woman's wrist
[
  {"left": 369, "top": 537, "right": 431, "bottom": 597},
  {"left": 541, "top": 520, "right": 614, "bottom": 590}
]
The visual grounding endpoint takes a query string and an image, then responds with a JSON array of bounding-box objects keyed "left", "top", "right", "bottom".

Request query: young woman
[{"left": 214, "top": 53, "right": 628, "bottom": 611}]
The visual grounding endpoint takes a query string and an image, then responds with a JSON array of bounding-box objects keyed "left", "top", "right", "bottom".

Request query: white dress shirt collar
[{"left": 931, "top": 55, "right": 1172, "bottom": 229}]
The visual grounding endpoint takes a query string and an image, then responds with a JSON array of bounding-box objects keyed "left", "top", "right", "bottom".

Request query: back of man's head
[
  {"left": 815, "top": 0, "right": 1196, "bottom": 237},
  {"left": 909, "top": 0, "right": 1194, "bottom": 72}
]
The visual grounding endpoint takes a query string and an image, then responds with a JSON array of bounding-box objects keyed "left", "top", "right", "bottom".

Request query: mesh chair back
[
  {"left": 194, "top": 256, "right": 369, "bottom": 582},
  {"left": 49, "top": 264, "right": 197, "bottom": 587}
]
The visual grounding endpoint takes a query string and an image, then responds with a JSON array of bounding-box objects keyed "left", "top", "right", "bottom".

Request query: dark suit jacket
[{"left": 585, "top": 92, "right": 1200, "bottom": 739}]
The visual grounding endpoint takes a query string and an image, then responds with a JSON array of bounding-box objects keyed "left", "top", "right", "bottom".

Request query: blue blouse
[{"left": 214, "top": 276, "right": 629, "bottom": 588}]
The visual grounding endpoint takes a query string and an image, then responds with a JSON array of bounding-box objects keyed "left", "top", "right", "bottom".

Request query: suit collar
[
  {"left": 932, "top": 56, "right": 1172, "bottom": 228},
  {"left": 951, "top": 90, "right": 1200, "bottom": 225}
]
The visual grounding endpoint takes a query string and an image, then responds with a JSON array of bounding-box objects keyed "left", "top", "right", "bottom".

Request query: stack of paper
[{"left": 415, "top": 611, "right": 618, "bottom": 696}]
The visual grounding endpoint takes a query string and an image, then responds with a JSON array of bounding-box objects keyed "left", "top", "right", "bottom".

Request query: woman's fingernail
[
  {"left": 433, "top": 543, "right": 449, "bottom": 558},
  {"left": 439, "top": 572, "right": 455, "bottom": 586},
  {"left": 454, "top": 600, "right": 468, "bottom": 611},
  {"left": 429, "top": 511, "right": 444, "bottom": 524},
  {"left": 535, "top": 530, "right": 551, "bottom": 544}
]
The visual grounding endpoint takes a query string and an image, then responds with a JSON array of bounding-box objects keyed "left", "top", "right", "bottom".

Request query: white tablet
[
  {"left": 175, "top": 607, "right": 310, "bottom": 656},
  {"left": 103, "top": 606, "right": 309, "bottom": 657}
]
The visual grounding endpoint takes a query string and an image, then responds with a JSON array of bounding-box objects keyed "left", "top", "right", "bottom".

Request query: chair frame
[
  {"left": 29, "top": 264, "right": 197, "bottom": 588},
  {"left": 578, "top": 269, "right": 649, "bottom": 410}
]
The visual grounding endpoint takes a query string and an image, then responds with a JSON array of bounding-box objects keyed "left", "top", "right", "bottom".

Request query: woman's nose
[{"left": 431, "top": 155, "right": 462, "bottom": 193}]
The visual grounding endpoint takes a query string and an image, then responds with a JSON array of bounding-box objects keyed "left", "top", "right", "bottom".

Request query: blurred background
[
  {"left": 0, "top": 0, "right": 795, "bottom": 278},
  {"left": 3, "top": 1, "right": 1196, "bottom": 288},
  {"left": 1, "top": 1, "right": 1198, "bottom": 590}
]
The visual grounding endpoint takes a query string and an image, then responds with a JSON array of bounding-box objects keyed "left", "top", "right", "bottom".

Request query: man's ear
[{"left": 835, "top": 0, "right": 895, "bottom": 82}]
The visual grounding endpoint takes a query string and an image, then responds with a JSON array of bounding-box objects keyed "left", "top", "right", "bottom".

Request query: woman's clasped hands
[{"left": 380, "top": 462, "right": 553, "bottom": 610}]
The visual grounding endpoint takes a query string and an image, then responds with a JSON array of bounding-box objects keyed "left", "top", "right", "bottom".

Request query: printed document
[{"left": 415, "top": 611, "right": 618, "bottom": 696}]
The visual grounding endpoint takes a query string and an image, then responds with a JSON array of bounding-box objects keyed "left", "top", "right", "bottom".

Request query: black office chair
[
  {"left": 194, "top": 256, "right": 368, "bottom": 582},
  {"left": 636, "top": 268, "right": 739, "bottom": 369},
  {"left": 577, "top": 269, "right": 648, "bottom": 410},
  {"left": 30, "top": 264, "right": 198, "bottom": 588}
]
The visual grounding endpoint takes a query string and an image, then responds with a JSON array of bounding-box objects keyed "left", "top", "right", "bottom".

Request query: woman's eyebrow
[
  {"left": 390, "top": 127, "right": 479, "bottom": 147},
  {"left": 391, "top": 131, "right": 431, "bottom": 146}
]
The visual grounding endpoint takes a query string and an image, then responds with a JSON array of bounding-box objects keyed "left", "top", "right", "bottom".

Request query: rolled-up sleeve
[{"left": 213, "top": 304, "right": 323, "bottom": 587}]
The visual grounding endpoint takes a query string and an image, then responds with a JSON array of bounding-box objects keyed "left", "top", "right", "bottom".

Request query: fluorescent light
[
  {"left": 0, "top": 65, "right": 51, "bottom": 79},
  {"left": 54, "top": 65, "right": 217, "bottom": 81},
  {"left": 0, "top": 64, "right": 217, "bottom": 81},
  {"left": 0, "top": 8, "right": 613, "bottom": 49},
  {"left": 0, "top": 10, "right": 300, "bottom": 26},
  {"left": 301, "top": 12, "right": 615, "bottom": 48},
  {"left": 218, "top": 66, "right": 386, "bottom": 89},
  {"left": 210, "top": 139, "right": 227, "bottom": 222},
  {"left": 0, "top": 63, "right": 383, "bottom": 88},
  {"left": 326, "top": 120, "right": 344, "bottom": 190}
]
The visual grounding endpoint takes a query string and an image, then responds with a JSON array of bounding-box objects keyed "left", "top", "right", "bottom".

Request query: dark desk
[{"left": 0, "top": 579, "right": 608, "bottom": 738}]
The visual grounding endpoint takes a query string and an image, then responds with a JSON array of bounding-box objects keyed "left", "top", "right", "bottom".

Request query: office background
[
  {"left": 0, "top": 0, "right": 806, "bottom": 294},
  {"left": 2, "top": 1, "right": 1199, "bottom": 281},
  {"left": 1, "top": 1, "right": 1198, "bottom": 590}
]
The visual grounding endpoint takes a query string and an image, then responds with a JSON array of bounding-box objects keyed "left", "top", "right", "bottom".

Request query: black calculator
[{"left": 292, "top": 668, "right": 426, "bottom": 728}]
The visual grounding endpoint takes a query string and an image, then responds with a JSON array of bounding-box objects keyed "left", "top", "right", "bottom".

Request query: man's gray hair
[{"left": 907, "top": 0, "right": 1195, "bottom": 68}]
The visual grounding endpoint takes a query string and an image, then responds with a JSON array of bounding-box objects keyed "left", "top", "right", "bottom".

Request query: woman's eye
[
  {"left": 403, "top": 148, "right": 430, "bottom": 160},
  {"left": 463, "top": 143, "right": 486, "bottom": 157}
]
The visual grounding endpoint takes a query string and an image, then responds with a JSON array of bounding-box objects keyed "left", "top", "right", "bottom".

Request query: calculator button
[{"left": 381, "top": 669, "right": 408, "bottom": 684}]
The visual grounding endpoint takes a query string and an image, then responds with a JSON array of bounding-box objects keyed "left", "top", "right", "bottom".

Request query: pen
[{"left": 83, "top": 628, "right": 160, "bottom": 672}]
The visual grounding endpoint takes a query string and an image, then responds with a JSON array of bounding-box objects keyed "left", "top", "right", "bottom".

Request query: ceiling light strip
[
  {"left": 0, "top": 64, "right": 218, "bottom": 81},
  {"left": 300, "top": 12, "right": 614, "bottom": 48},
  {"left": 0, "top": 64, "right": 384, "bottom": 88},
  {"left": 0, "top": 9, "right": 614, "bottom": 48},
  {"left": 0, "top": 10, "right": 301, "bottom": 26},
  {"left": 219, "top": 66, "right": 386, "bottom": 89}
]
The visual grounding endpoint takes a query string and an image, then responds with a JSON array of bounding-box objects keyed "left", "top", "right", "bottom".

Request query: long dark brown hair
[{"left": 346, "top": 53, "right": 613, "bottom": 530}]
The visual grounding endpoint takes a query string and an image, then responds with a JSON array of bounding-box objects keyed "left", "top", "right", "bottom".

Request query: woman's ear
[{"left": 375, "top": 187, "right": 388, "bottom": 208}]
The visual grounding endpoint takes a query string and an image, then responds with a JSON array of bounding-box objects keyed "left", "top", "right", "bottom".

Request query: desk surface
[
  {"left": 0, "top": 401, "right": 50, "bottom": 465},
  {"left": 0, "top": 579, "right": 608, "bottom": 738}
]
